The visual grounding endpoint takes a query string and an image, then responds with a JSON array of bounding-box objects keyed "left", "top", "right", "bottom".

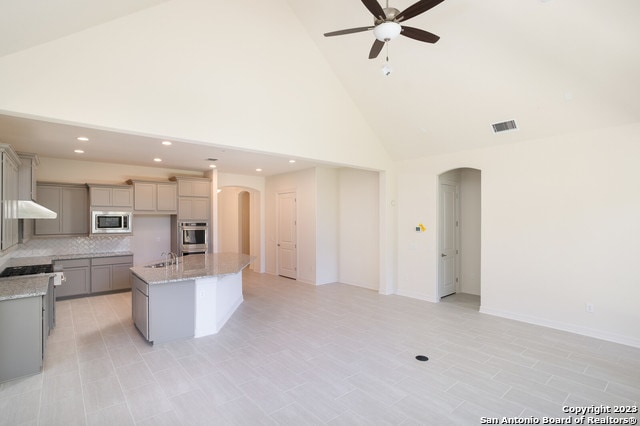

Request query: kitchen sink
[{"left": 145, "top": 262, "right": 169, "bottom": 268}]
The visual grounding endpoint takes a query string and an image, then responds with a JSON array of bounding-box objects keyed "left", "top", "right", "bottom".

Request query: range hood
[
  {"left": 15, "top": 151, "right": 57, "bottom": 219},
  {"left": 17, "top": 200, "right": 57, "bottom": 219}
]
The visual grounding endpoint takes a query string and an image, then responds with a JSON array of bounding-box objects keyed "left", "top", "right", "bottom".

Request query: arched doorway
[
  {"left": 217, "top": 186, "right": 261, "bottom": 272},
  {"left": 438, "top": 168, "right": 481, "bottom": 308}
]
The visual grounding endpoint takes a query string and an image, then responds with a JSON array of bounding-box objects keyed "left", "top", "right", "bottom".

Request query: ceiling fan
[{"left": 324, "top": 0, "right": 445, "bottom": 59}]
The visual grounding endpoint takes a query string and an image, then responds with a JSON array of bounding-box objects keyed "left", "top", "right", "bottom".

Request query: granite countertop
[
  {"left": 0, "top": 275, "right": 52, "bottom": 302},
  {"left": 0, "top": 251, "right": 134, "bottom": 302},
  {"left": 131, "top": 253, "right": 254, "bottom": 285},
  {"left": 8, "top": 251, "right": 134, "bottom": 267}
]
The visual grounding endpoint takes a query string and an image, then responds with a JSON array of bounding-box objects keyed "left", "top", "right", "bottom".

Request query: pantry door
[{"left": 277, "top": 192, "right": 297, "bottom": 279}]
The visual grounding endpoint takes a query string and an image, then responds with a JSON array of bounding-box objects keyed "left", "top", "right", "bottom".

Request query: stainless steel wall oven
[{"left": 176, "top": 221, "right": 208, "bottom": 256}]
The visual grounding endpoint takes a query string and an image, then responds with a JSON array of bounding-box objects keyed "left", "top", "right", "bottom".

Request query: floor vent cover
[{"left": 491, "top": 119, "right": 518, "bottom": 133}]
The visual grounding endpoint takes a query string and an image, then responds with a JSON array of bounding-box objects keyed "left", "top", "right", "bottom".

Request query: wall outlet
[{"left": 585, "top": 303, "right": 594, "bottom": 313}]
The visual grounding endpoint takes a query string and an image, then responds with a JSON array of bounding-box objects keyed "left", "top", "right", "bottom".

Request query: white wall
[
  {"left": 217, "top": 172, "right": 265, "bottom": 272},
  {"left": 265, "top": 168, "right": 316, "bottom": 283},
  {"left": 37, "top": 157, "right": 202, "bottom": 184},
  {"left": 217, "top": 187, "right": 242, "bottom": 253},
  {"left": 460, "top": 168, "right": 481, "bottom": 295},
  {"left": 396, "top": 122, "right": 640, "bottom": 347},
  {"left": 315, "top": 168, "right": 338, "bottom": 284},
  {"left": 0, "top": 0, "right": 391, "bottom": 172},
  {"left": 338, "top": 168, "right": 379, "bottom": 290}
]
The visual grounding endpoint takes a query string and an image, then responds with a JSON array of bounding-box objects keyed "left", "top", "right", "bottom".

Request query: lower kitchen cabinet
[
  {"left": 54, "top": 255, "right": 133, "bottom": 299},
  {"left": 54, "top": 258, "right": 90, "bottom": 299},
  {"left": 131, "top": 273, "right": 195, "bottom": 344},
  {"left": 91, "top": 255, "right": 133, "bottom": 293},
  {"left": 0, "top": 284, "right": 53, "bottom": 383}
]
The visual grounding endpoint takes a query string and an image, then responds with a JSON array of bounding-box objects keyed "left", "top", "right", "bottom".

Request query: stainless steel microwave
[{"left": 91, "top": 211, "right": 132, "bottom": 234}]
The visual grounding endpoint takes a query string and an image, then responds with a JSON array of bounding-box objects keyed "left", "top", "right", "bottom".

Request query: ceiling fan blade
[
  {"left": 360, "top": 0, "right": 386, "bottom": 20},
  {"left": 324, "top": 26, "right": 374, "bottom": 37},
  {"left": 400, "top": 26, "right": 440, "bottom": 43},
  {"left": 368, "top": 39, "right": 385, "bottom": 59},
  {"left": 396, "top": 0, "right": 445, "bottom": 23}
]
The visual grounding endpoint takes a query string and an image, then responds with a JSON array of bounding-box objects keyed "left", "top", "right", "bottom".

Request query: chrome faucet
[{"left": 169, "top": 252, "right": 178, "bottom": 265}]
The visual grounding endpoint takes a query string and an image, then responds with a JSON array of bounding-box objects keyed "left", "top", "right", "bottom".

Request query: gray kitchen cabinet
[
  {"left": 127, "top": 180, "right": 177, "bottom": 214},
  {"left": 91, "top": 255, "right": 133, "bottom": 293},
  {"left": 172, "top": 176, "right": 211, "bottom": 221},
  {"left": 177, "top": 197, "right": 209, "bottom": 221},
  {"left": 0, "top": 290, "right": 50, "bottom": 383},
  {"left": 131, "top": 273, "right": 195, "bottom": 344},
  {"left": 89, "top": 184, "right": 133, "bottom": 208},
  {"left": 35, "top": 183, "right": 88, "bottom": 236},
  {"left": 1, "top": 146, "right": 20, "bottom": 251},
  {"left": 175, "top": 177, "right": 210, "bottom": 197},
  {"left": 17, "top": 153, "right": 39, "bottom": 243},
  {"left": 54, "top": 258, "right": 90, "bottom": 299}
]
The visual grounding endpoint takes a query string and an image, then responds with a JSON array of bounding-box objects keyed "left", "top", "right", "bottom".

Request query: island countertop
[{"left": 130, "top": 252, "right": 254, "bottom": 284}]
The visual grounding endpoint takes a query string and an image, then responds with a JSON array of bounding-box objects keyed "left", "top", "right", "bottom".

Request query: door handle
[
  {"left": 277, "top": 244, "right": 281, "bottom": 247},
  {"left": 441, "top": 253, "right": 447, "bottom": 257}
]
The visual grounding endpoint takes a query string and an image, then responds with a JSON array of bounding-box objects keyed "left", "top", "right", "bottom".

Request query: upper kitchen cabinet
[
  {"left": 89, "top": 184, "right": 133, "bottom": 209},
  {"left": 0, "top": 144, "right": 20, "bottom": 251},
  {"left": 35, "top": 183, "right": 89, "bottom": 236},
  {"left": 171, "top": 176, "right": 211, "bottom": 221},
  {"left": 127, "top": 180, "right": 177, "bottom": 214},
  {"left": 16, "top": 152, "right": 38, "bottom": 243}
]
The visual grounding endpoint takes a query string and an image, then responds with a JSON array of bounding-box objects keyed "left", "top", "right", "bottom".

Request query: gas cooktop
[{"left": 0, "top": 264, "right": 54, "bottom": 277}]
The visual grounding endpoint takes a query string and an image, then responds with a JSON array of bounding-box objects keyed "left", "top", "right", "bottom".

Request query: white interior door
[
  {"left": 438, "top": 182, "right": 458, "bottom": 298},
  {"left": 277, "top": 192, "right": 297, "bottom": 279}
]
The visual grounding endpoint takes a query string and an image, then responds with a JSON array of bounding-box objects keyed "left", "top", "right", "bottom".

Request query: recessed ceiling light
[
  {"left": 74, "top": 149, "right": 84, "bottom": 154},
  {"left": 289, "top": 160, "right": 296, "bottom": 163},
  {"left": 255, "top": 168, "right": 262, "bottom": 172},
  {"left": 153, "top": 158, "right": 162, "bottom": 162},
  {"left": 77, "top": 137, "right": 89, "bottom": 141},
  {"left": 161, "top": 141, "right": 172, "bottom": 146},
  {"left": 209, "top": 164, "right": 217, "bottom": 168}
]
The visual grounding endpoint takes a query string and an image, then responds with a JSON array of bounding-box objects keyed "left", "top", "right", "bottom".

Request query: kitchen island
[{"left": 130, "top": 252, "right": 253, "bottom": 344}]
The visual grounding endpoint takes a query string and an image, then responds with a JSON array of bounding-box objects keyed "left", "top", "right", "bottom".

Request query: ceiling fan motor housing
[{"left": 375, "top": 7, "right": 400, "bottom": 24}]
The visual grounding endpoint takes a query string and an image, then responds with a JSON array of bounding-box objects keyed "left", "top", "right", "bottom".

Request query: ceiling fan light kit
[
  {"left": 324, "top": 0, "right": 446, "bottom": 64},
  {"left": 374, "top": 21, "right": 401, "bottom": 41}
]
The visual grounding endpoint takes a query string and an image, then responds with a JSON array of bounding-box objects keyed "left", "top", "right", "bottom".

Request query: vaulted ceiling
[{"left": 0, "top": 0, "right": 638, "bottom": 173}]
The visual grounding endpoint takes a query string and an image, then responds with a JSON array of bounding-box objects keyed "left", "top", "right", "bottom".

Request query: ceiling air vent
[{"left": 491, "top": 119, "right": 518, "bottom": 134}]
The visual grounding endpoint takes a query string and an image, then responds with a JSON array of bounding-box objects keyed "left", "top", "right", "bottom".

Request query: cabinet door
[
  {"left": 178, "top": 198, "right": 210, "bottom": 220},
  {"left": 178, "top": 179, "right": 210, "bottom": 197},
  {"left": 35, "top": 186, "right": 62, "bottom": 235},
  {"left": 156, "top": 184, "right": 177, "bottom": 212},
  {"left": 134, "top": 183, "right": 156, "bottom": 211},
  {"left": 62, "top": 187, "right": 88, "bottom": 234},
  {"left": 112, "top": 188, "right": 133, "bottom": 207},
  {"left": 91, "top": 265, "right": 111, "bottom": 293},
  {"left": 90, "top": 187, "right": 112, "bottom": 206},
  {"left": 112, "top": 264, "right": 132, "bottom": 290},
  {"left": 0, "top": 297, "right": 43, "bottom": 382},
  {"left": 56, "top": 266, "right": 90, "bottom": 299},
  {"left": 132, "top": 276, "right": 149, "bottom": 340},
  {"left": 2, "top": 153, "right": 20, "bottom": 250}
]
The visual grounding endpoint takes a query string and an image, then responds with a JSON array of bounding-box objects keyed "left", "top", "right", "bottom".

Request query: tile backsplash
[{"left": 11, "top": 236, "right": 131, "bottom": 258}]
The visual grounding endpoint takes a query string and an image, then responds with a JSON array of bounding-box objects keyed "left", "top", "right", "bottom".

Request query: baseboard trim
[
  {"left": 395, "top": 289, "right": 439, "bottom": 303},
  {"left": 479, "top": 306, "right": 640, "bottom": 349}
]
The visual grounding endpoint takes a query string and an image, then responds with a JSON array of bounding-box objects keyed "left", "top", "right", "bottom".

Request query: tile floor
[{"left": 1, "top": 271, "right": 638, "bottom": 425}]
